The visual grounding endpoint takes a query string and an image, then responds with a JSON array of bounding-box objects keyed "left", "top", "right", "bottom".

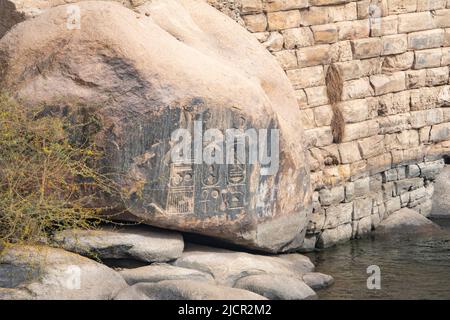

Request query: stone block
[
  {"left": 370, "top": 72, "right": 406, "bottom": 96},
  {"left": 319, "top": 185, "right": 346, "bottom": 205},
  {"left": 282, "top": 27, "right": 314, "bottom": 49}
]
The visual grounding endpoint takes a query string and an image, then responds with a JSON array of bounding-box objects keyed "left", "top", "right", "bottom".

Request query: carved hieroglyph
[{"left": 0, "top": 0, "right": 312, "bottom": 252}]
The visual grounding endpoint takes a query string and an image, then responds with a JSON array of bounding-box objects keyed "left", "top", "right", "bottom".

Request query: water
[{"left": 307, "top": 218, "right": 450, "bottom": 300}]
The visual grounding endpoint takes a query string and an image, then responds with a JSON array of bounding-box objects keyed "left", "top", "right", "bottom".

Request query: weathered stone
[
  {"left": 351, "top": 38, "right": 382, "bottom": 59},
  {"left": 360, "top": 57, "right": 384, "bottom": 76},
  {"left": 339, "top": 141, "right": 362, "bottom": 164},
  {"left": 383, "top": 168, "right": 397, "bottom": 182},
  {"left": 0, "top": 245, "right": 127, "bottom": 299},
  {"left": 417, "top": 0, "right": 447, "bottom": 11},
  {"left": 342, "top": 120, "right": 379, "bottom": 142},
  {"left": 287, "top": 66, "right": 325, "bottom": 88},
  {"left": 358, "top": 0, "right": 388, "bottom": 19},
  {"left": 330, "top": 40, "right": 354, "bottom": 62},
  {"left": 374, "top": 208, "right": 440, "bottom": 235},
  {"left": 243, "top": 14, "right": 267, "bottom": 32},
  {"left": 317, "top": 223, "right": 352, "bottom": 248},
  {"left": 353, "top": 197, "right": 373, "bottom": 219},
  {"left": 53, "top": 226, "right": 184, "bottom": 263},
  {"left": 173, "top": 245, "right": 314, "bottom": 286},
  {"left": 367, "top": 152, "right": 392, "bottom": 175},
  {"left": 384, "top": 130, "right": 420, "bottom": 151},
  {"left": 297, "top": 45, "right": 332, "bottom": 67},
  {"left": 408, "top": 29, "right": 444, "bottom": 50},
  {"left": 337, "top": 20, "right": 370, "bottom": 40},
  {"left": 319, "top": 185, "right": 345, "bottom": 205},
  {"left": 433, "top": 9, "right": 450, "bottom": 28},
  {"left": 406, "top": 164, "right": 421, "bottom": 178},
  {"left": 431, "top": 165, "right": 450, "bottom": 217},
  {"left": 388, "top": 0, "right": 417, "bottom": 14},
  {"left": 395, "top": 178, "right": 424, "bottom": 195},
  {"left": 263, "top": 32, "right": 284, "bottom": 51},
  {"left": 273, "top": 50, "right": 298, "bottom": 70},
  {"left": 426, "top": 67, "right": 449, "bottom": 86},
  {"left": 0, "top": 0, "right": 312, "bottom": 253},
  {"left": 381, "top": 34, "right": 407, "bottom": 55},
  {"left": 398, "top": 12, "right": 434, "bottom": 33},
  {"left": 240, "top": 0, "right": 263, "bottom": 14},
  {"left": 382, "top": 52, "right": 415, "bottom": 72},
  {"left": 115, "top": 280, "right": 266, "bottom": 300},
  {"left": 342, "top": 78, "right": 374, "bottom": 100},
  {"left": 335, "top": 60, "right": 363, "bottom": 81},
  {"left": 324, "top": 202, "right": 353, "bottom": 229},
  {"left": 410, "top": 87, "right": 440, "bottom": 110},
  {"left": 370, "top": 174, "right": 383, "bottom": 192},
  {"left": 312, "top": 23, "right": 338, "bottom": 44},
  {"left": 264, "top": 0, "right": 309, "bottom": 12},
  {"left": 282, "top": 27, "right": 314, "bottom": 49},
  {"left": 378, "top": 114, "right": 410, "bottom": 134},
  {"left": 377, "top": 91, "right": 411, "bottom": 116},
  {"left": 410, "top": 109, "right": 444, "bottom": 129},
  {"left": 305, "top": 127, "right": 334, "bottom": 147},
  {"left": 370, "top": 72, "right": 406, "bottom": 96},
  {"left": 442, "top": 47, "right": 450, "bottom": 65},
  {"left": 418, "top": 159, "right": 445, "bottom": 180},
  {"left": 267, "top": 10, "right": 301, "bottom": 30},
  {"left": 354, "top": 176, "right": 371, "bottom": 197},
  {"left": 302, "top": 272, "right": 334, "bottom": 290},
  {"left": 353, "top": 215, "right": 372, "bottom": 237},
  {"left": 406, "top": 70, "right": 427, "bottom": 89},
  {"left": 0, "top": 0, "right": 146, "bottom": 39},
  {"left": 119, "top": 263, "right": 213, "bottom": 285},
  {"left": 340, "top": 99, "right": 369, "bottom": 123},
  {"left": 305, "top": 86, "right": 329, "bottom": 107},
  {"left": 385, "top": 196, "right": 401, "bottom": 215},
  {"left": 414, "top": 49, "right": 443, "bottom": 69},
  {"left": 371, "top": 15, "right": 399, "bottom": 37},
  {"left": 234, "top": 274, "right": 317, "bottom": 300}
]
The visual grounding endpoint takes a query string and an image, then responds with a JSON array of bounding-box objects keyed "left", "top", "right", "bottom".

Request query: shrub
[{"left": 0, "top": 93, "right": 122, "bottom": 245}]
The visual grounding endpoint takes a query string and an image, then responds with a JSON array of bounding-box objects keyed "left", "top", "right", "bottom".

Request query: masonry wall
[{"left": 210, "top": 0, "right": 450, "bottom": 249}]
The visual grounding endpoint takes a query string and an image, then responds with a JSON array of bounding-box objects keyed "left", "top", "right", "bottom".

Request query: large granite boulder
[
  {"left": 0, "top": 0, "right": 311, "bottom": 252},
  {"left": 0, "top": 245, "right": 127, "bottom": 300}
]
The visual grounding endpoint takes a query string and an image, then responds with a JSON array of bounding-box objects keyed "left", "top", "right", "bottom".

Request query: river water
[{"left": 307, "top": 218, "right": 450, "bottom": 300}]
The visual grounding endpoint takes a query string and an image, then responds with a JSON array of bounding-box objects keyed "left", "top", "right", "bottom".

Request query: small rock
[
  {"left": 374, "top": 208, "right": 440, "bottom": 235},
  {"left": 302, "top": 272, "right": 334, "bottom": 290},
  {"left": 234, "top": 274, "right": 317, "bottom": 300},
  {"left": 114, "top": 280, "right": 266, "bottom": 300},
  {"left": 0, "top": 245, "right": 127, "bottom": 300},
  {"left": 119, "top": 263, "right": 213, "bottom": 285},
  {"left": 173, "top": 245, "right": 315, "bottom": 286},
  {"left": 53, "top": 226, "right": 184, "bottom": 263}
]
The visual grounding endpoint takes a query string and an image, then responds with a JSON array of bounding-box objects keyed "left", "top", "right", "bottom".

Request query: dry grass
[
  {"left": 326, "top": 64, "right": 345, "bottom": 144},
  {"left": 0, "top": 93, "right": 123, "bottom": 245}
]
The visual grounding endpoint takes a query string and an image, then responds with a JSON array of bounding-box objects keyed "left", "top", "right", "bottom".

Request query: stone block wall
[{"left": 210, "top": 0, "right": 450, "bottom": 249}]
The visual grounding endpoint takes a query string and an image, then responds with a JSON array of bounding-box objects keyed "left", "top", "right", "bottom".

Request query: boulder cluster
[{"left": 0, "top": 227, "right": 333, "bottom": 300}]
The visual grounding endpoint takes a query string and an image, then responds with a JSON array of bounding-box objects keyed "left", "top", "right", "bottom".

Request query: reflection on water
[{"left": 307, "top": 218, "right": 450, "bottom": 300}]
